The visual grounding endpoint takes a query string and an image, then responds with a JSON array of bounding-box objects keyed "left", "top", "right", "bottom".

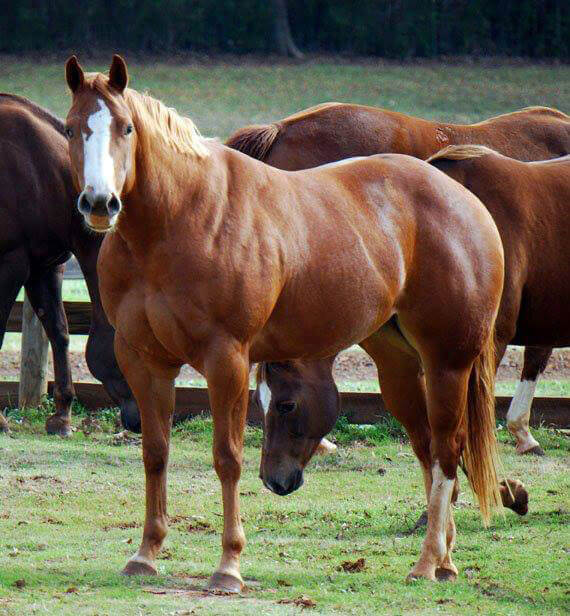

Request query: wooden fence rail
[{"left": 4, "top": 299, "right": 570, "bottom": 428}]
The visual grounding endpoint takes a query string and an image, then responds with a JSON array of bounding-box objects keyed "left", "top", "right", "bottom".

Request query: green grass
[
  {"left": 0, "top": 58, "right": 568, "bottom": 138},
  {"left": 0, "top": 409, "right": 568, "bottom": 615}
]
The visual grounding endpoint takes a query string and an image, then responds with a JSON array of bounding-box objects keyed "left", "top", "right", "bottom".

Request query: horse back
[
  {"left": 0, "top": 95, "right": 76, "bottom": 255},
  {"left": 430, "top": 148, "right": 570, "bottom": 345}
]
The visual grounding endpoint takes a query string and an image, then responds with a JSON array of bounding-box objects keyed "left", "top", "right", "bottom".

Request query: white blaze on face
[
  {"left": 258, "top": 380, "right": 272, "bottom": 417},
  {"left": 82, "top": 99, "right": 116, "bottom": 195}
]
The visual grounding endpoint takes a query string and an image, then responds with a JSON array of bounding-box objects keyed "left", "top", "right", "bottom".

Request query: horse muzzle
[
  {"left": 262, "top": 469, "right": 304, "bottom": 496},
  {"left": 78, "top": 188, "right": 121, "bottom": 232}
]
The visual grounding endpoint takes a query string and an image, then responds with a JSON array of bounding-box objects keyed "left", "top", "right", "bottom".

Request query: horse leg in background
[
  {"left": 25, "top": 263, "right": 75, "bottom": 436},
  {"left": 205, "top": 339, "right": 250, "bottom": 593},
  {"left": 0, "top": 249, "right": 31, "bottom": 432},
  {"left": 361, "top": 328, "right": 457, "bottom": 579},
  {"left": 115, "top": 334, "right": 178, "bottom": 576},
  {"left": 74, "top": 240, "right": 141, "bottom": 432},
  {"left": 506, "top": 346, "right": 551, "bottom": 456}
]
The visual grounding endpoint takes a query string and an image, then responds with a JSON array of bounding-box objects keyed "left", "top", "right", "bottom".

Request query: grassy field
[
  {"left": 0, "top": 408, "right": 568, "bottom": 616},
  {"left": 0, "top": 58, "right": 569, "bottom": 138},
  {"left": 0, "top": 58, "right": 569, "bottom": 614}
]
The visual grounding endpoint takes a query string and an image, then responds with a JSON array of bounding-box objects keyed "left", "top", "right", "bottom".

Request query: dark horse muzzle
[{"left": 262, "top": 469, "right": 304, "bottom": 496}]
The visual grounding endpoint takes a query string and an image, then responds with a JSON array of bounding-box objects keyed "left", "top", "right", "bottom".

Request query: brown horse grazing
[
  {"left": 65, "top": 55, "right": 504, "bottom": 587},
  {"left": 227, "top": 102, "right": 570, "bottom": 454},
  {"left": 255, "top": 359, "right": 529, "bottom": 521},
  {"left": 0, "top": 93, "right": 139, "bottom": 435}
]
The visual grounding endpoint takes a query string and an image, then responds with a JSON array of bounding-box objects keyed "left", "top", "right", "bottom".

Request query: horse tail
[
  {"left": 463, "top": 332, "right": 502, "bottom": 526},
  {"left": 225, "top": 123, "right": 281, "bottom": 161}
]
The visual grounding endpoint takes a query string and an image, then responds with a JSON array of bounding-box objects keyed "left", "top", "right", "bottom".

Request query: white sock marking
[
  {"left": 507, "top": 379, "right": 537, "bottom": 423},
  {"left": 507, "top": 379, "right": 540, "bottom": 451},
  {"left": 429, "top": 461, "right": 454, "bottom": 559}
]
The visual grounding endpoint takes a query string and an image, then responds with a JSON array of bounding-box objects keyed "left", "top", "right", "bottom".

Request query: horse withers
[
  {"left": 0, "top": 93, "right": 138, "bottom": 435},
  {"left": 65, "top": 55, "right": 504, "bottom": 587},
  {"left": 227, "top": 102, "right": 570, "bottom": 454}
]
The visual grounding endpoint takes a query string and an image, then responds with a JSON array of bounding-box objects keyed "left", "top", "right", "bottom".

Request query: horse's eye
[
  {"left": 125, "top": 124, "right": 134, "bottom": 135},
  {"left": 276, "top": 401, "right": 297, "bottom": 415},
  {"left": 66, "top": 127, "right": 74, "bottom": 138}
]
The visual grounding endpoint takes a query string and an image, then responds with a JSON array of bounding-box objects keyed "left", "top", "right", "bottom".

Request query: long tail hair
[
  {"left": 463, "top": 333, "right": 502, "bottom": 525},
  {"left": 225, "top": 123, "right": 280, "bottom": 161}
]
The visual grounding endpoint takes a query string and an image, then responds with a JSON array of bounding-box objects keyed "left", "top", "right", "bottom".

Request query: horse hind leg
[
  {"left": 407, "top": 366, "right": 472, "bottom": 582},
  {"left": 506, "top": 346, "right": 550, "bottom": 456}
]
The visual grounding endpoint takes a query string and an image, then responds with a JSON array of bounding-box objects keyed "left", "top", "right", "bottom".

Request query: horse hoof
[
  {"left": 207, "top": 571, "right": 243, "bottom": 593},
  {"left": 121, "top": 559, "right": 158, "bottom": 576},
  {"left": 522, "top": 445, "right": 544, "bottom": 457},
  {"left": 45, "top": 416, "right": 72, "bottom": 437},
  {"left": 406, "top": 568, "right": 436, "bottom": 583},
  {"left": 435, "top": 567, "right": 458, "bottom": 582}
]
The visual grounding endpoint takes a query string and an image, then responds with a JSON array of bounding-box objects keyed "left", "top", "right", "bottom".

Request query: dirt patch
[{"left": 2, "top": 346, "right": 569, "bottom": 389}]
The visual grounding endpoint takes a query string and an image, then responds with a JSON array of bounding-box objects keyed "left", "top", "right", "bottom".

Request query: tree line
[{"left": 1, "top": 0, "right": 567, "bottom": 59}]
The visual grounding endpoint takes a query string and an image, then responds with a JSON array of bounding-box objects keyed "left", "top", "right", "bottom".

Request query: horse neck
[{"left": 117, "top": 136, "right": 218, "bottom": 251}]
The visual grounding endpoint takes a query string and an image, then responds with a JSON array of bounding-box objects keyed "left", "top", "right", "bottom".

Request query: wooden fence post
[{"left": 18, "top": 293, "right": 49, "bottom": 409}]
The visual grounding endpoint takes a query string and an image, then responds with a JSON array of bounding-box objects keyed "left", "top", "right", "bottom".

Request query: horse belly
[
  {"left": 514, "top": 286, "right": 570, "bottom": 347},
  {"left": 251, "top": 277, "right": 395, "bottom": 361}
]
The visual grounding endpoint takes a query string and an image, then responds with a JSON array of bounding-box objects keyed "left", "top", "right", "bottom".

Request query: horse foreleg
[
  {"left": 25, "top": 264, "right": 75, "bottom": 436},
  {"left": 407, "top": 366, "right": 470, "bottom": 582},
  {"left": 205, "top": 340, "right": 250, "bottom": 593},
  {"left": 0, "top": 249, "right": 30, "bottom": 433},
  {"left": 506, "top": 346, "right": 550, "bottom": 456},
  {"left": 114, "top": 334, "right": 177, "bottom": 576}
]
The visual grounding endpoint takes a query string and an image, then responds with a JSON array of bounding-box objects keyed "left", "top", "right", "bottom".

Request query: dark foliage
[{"left": 0, "top": 1, "right": 567, "bottom": 58}]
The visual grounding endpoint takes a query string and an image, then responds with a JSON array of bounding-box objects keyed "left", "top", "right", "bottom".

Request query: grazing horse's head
[
  {"left": 65, "top": 55, "right": 135, "bottom": 232},
  {"left": 256, "top": 359, "right": 340, "bottom": 496}
]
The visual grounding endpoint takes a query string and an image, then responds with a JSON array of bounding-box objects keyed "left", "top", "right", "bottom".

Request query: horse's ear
[
  {"left": 108, "top": 54, "right": 129, "bottom": 93},
  {"left": 65, "top": 55, "right": 84, "bottom": 93}
]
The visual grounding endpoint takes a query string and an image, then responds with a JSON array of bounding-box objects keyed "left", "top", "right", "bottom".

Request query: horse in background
[
  {"left": 65, "top": 55, "right": 504, "bottom": 587},
  {"left": 227, "top": 102, "right": 570, "bottom": 454},
  {"left": 0, "top": 93, "right": 139, "bottom": 435}
]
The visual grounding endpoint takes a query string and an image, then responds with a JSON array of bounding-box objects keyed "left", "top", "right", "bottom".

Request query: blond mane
[
  {"left": 124, "top": 88, "right": 209, "bottom": 158},
  {"left": 427, "top": 144, "right": 498, "bottom": 164}
]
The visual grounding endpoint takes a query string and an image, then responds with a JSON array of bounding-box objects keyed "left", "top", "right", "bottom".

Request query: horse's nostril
[
  {"left": 78, "top": 192, "right": 91, "bottom": 214},
  {"left": 107, "top": 194, "right": 121, "bottom": 215}
]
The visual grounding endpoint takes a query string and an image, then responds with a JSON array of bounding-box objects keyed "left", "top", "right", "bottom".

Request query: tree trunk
[
  {"left": 19, "top": 294, "right": 49, "bottom": 410},
  {"left": 271, "top": 0, "right": 304, "bottom": 58}
]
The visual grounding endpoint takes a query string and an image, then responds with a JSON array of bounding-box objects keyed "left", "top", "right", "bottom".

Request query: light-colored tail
[
  {"left": 225, "top": 123, "right": 280, "bottom": 161},
  {"left": 463, "top": 334, "right": 502, "bottom": 525}
]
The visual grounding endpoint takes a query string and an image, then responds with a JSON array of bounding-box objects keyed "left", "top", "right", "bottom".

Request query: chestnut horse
[
  {"left": 65, "top": 55, "right": 504, "bottom": 587},
  {"left": 227, "top": 102, "right": 570, "bottom": 454},
  {"left": 257, "top": 145, "right": 570, "bottom": 522},
  {"left": 0, "top": 93, "right": 138, "bottom": 435}
]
